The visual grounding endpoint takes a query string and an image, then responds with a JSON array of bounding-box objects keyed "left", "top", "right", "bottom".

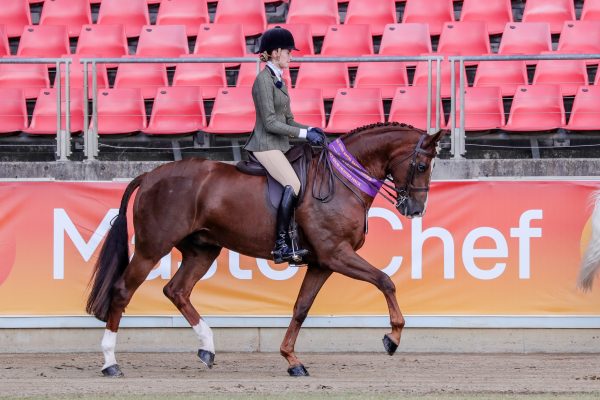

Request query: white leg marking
[
  {"left": 101, "top": 329, "right": 118, "bottom": 370},
  {"left": 192, "top": 319, "right": 215, "bottom": 353}
]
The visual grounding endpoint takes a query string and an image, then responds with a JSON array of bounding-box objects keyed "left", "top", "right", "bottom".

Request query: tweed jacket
[{"left": 244, "top": 67, "right": 308, "bottom": 152}]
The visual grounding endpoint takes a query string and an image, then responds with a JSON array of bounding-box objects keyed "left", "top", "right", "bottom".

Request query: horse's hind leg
[{"left": 163, "top": 244, "right": 222, "bottom": 369}]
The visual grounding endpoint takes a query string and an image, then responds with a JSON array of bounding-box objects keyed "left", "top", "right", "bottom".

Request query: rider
[{"left": 244, "top": 26, "right": 326, "bottom": 264}]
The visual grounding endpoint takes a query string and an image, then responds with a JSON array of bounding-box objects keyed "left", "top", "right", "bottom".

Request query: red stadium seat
[
  {"left": 498, "top": 23, "right": 552, "bottom": 57},
  {"left": 204, "top": 87, "right": 255, "bottom": 134},
  {"left": 294, "top": 62, "right": 349, "bottom": 99},
  {"left": 566, "top": 86, "right": 600, "bottom": 130},
  {"left": 193, "top": 24, "right": 246, "bottom": 63},
  {"left": 237, "top": 62, "right": 291, "bottom": 88},
  {"left": 113, "top": 60, "right": 168, "bottom": 99},
  {"left": 388, "top": 86, "right": 443, "bottom": 130},
  {"left": 0, "top": 88, "right": 28, "bottom": 134},
  {"left": 379, "top": 24, "right": 432, "bottom": 62},
  {"left": 445, "top": 86, "right": 505, "bottom": 131},
  {"left": 556, "top": 21, "right": 600, "bottom": 55},
  {"left": 0, "top": 61, "right": 49, "bottom": 99},
  {"left": 582, "top": 0, "right": 600, "bottom": 21},
  {"left": 286, "top": 0, "right": 339, "bottom": 37},
  {"left": 76, "top": 24, "right": 128, "bottom": 58},
  {"left": 459, "top": 0, "right": 513, "bottom": 35},
  {"left": 344, "top": 0, "right": 397, "bottom": 36},
  {"left": 288, "top": 88, "right": 325, "bottom": 128},
  {"left": 39, "top": 0, "right": 92, "bottom": 37},
  {"left": 97, "top": 0, "right": 150, "bottom": 38},
  {"left": 473, "top": 60, "right": 528, "bottom": 97},
  {"left": 55, "top": 55, "right": 109, "bottom": 98},
  {"left": 93, "top": 88, "right": 146, "bottom": 135},
  {"left": 504, "top": 85, "right": 565, "bottom": 131},
  {"left": 532, "top": 57, "right": 588, "bottom": 96},
  {"left": 17, "top": 25, "right": 70, "bottom": 58},
  {"left": 214, "top": 0, "right": 267, "bottom": 37},
  {"left": 136, "top": 25, "right": 189, "bottom": 57},
  {"left": 326, "top": 88, "right": 384, "bottom": 134},
  {"left": 354, "top": 60, "right": 408, "bottom": 99},
  {"left": 172, "top": 58, "right": 226, "bottom": 99},
  {"left": 0, "top": 26, "right": 9, "bottom": 57},
  {"left": 522, "top": 0, "right": 575, "bottom": 34},
  {"left": 437, "top": 21, "right": 490, "bottom": 56},
  {"left": 155, "top": 0, "right": 209, "bottom": 37},
  {"left": 0, "top": 0, "right": 31, "bottom": 38},
  {"left": 25, "top": 87, "right": 85, "bottom": 135},
  {"left": 413, "top": 58, "right": 468, "bottom": 98},
  {"left": 320, "top": 25, "right": 374, "bottom": 61},
  {"left": 143, "top": 86, "right": 206, "bottom": 135},
  {"left": 402, "top": 0, "right": 454, "bottom": 36}
]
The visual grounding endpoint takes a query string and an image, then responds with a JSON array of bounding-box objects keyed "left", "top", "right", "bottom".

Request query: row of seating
[{"left": 1, "top": 85, "right": 598, "bottom": 136}]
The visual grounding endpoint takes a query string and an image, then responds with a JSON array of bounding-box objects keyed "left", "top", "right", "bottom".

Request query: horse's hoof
[
  {"left": 101, "top": 364, "right": 124, "bottom": 377},
  {"left": 382, "top": 334, "right": 399, "bottom": 356},
  {"left": 198, "top": 349, "right": 215, "bottom": 369},
  {"left": 287, "top": 364, "right": 309, "bottom": 377}
]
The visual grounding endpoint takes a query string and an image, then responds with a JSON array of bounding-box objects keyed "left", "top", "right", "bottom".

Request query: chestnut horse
[{"left": 86, "top": 123, "right": 444, "bottom": 377}]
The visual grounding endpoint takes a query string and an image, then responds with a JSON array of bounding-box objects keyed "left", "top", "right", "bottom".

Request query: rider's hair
[{"left": 259, "top": 51, "right": 271, "bottom": 62}]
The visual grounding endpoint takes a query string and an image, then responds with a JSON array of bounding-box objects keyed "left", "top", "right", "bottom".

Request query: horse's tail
[
  {"left": 578, "top": 190, "right": 600, "bottom": 291},
  {"left": 85, "top": 175, "right": 144, "bottom": 322}
]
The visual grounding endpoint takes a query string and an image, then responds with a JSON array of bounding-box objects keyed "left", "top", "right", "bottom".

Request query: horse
[
  {"left": 578, "top": 189, "right": 600, "bottom": 291},
  {"left": 86, "top": 122, "right": 444, "bottom": 377}
]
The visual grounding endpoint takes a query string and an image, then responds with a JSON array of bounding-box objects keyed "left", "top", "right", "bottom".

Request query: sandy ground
[{"left": 1, "top": 352, "right": 600, "bottom": 398}]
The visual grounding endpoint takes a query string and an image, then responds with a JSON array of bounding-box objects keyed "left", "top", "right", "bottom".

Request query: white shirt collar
[{"left": 266, "top": 61, "right": 283, "bottom": 81}]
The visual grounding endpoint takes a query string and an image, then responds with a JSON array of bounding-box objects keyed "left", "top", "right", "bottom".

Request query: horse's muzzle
[{"left": 397, "top": 198, "right": 424, "bottom": 219}]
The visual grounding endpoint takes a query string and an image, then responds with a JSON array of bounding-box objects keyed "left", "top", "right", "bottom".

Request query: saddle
[{"left": 236, "top": 143, "right": 313, "bottom": 209}]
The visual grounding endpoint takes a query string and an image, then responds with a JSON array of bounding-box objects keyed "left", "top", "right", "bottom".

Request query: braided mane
[{"left": 343, "top": 122, "right": 424, "bottom": 140}]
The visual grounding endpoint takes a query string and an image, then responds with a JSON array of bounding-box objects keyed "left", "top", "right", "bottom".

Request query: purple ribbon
[{"left": 327, "top": 138, "right": 382, "bottom": 198}]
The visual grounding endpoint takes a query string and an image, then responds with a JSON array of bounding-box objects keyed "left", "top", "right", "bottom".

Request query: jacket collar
[{"left": 265, "top": 65, "right": 288, "bottom": 96}]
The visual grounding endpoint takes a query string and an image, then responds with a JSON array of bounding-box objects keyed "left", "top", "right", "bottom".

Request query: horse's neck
[{"left": 342, "top": 131, "right": 392, "bottom": 180}]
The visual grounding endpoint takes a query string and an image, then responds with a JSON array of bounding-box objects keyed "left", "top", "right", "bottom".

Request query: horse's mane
[{"left": 343, "top": 122, "right": 425, "bottom": 141}]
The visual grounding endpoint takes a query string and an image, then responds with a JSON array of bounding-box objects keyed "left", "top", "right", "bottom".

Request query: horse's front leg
[{"left": 280, "top": 266, "right": 332, "bottom": 377}]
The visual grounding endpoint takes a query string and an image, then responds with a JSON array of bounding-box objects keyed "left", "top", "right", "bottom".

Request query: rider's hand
[{"left": 307, "top": 127, "right": 325, "bottom": 146}]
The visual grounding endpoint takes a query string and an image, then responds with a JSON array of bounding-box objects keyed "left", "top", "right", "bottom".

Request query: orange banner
[{"left": 0, "top": 180, "right": 599, "bottom": 316}]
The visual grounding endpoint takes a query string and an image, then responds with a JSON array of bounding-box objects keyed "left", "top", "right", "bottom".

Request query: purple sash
[{"left": 327, "top": 138, "right": 382, "bottom": 198}]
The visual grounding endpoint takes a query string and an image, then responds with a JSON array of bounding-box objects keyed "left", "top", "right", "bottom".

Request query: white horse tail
[{"left": 578, "top": 190, "right": 600, "bottom": 291}]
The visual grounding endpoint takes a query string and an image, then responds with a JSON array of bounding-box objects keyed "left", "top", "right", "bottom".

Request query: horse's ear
[{"left": 424, "top": 129, "right": 446, "bottom": 146}]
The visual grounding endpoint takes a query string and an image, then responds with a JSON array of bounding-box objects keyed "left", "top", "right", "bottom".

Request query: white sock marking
[
  {"left": 101, "top": 329, "right": 117, "bottom": 370},
  {"left": 192, "top": 319, "right": 215, "bottom": 353}
]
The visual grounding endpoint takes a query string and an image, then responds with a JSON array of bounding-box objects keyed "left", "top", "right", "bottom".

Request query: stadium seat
[
  {"left": 17, "top": 25, "right": 70, "bottom": 58},
  {"left": 565, "top": 86, "right": 600, "bottom": 130},
  {"left": 388, "top": 86, "right": 443, "bottom": 130},
  {"left": 320, "top": 25, "right": 374, "bottom": 61},
  {"left": 193, "top": 24, "right": 246, "bottom": 63},
  {"left": 136, "top": 25, "right": 189, "bottom": 58},
  {"left": 25, "top": 87, "right": 85, "bottom": 135},
  {"left": 0, "top": 61, "right": 50, "bottom": 99},
  {"left": 437, "top": 22, "right": 490, "bottom": 56},
  {"left": 75, "top": 24, "right": 129, "bottom": 58},
  {"left": 172, "top": 58, "right": 226, "bottom": 99},
  {"left": 445, "top": 86, "right": 505, "bottom": 131},
  {"left": 214, "top": 0, "right": 267, "bottom": 37},
  {"left": 39, "top": 0, "right": 92, "bottom": 37},
  {"left": 344, "top": 0, "right": 397, "bottom": 36},
  {"left": 113, "top": 60, "right": 168, "bottom": 99},
  {"left": 459, "top": 0, "right": 513, "bottom": 35},
  {"left": 504, "top": 85, "right": 565, "bottom": 131},
  {"left": 473, "top": 60, "right": 528, "bottom": 97},
  {"left": 532, "top": 57, "right": 588, "bottom": 96},
  {"left": 326, "top": 88, "right": 384, "bottom": 133},
  {"left": 556, "top": 21, "right": 600, "bottom": 56},
  {"left": 498, "top": 23, "right": 552, "bottom": 57},
  {"left": 412, "top": 58, "right": 468, "bottom": 98},
  {"left": 288, "top": 88, "right": 326, "bottom": 129},
  {"left": 237, "top": 62, "right": 291, "bottom": 88},
  {"left": 582, "top": 0, "right": 600, "bottom": 21},
  {"left": 143, "top": 86, "right": 206, "bottom": 135},
  {"left": 0, "top": 26, "right": 9, "bottom": 57},
  {"left": 379, "top": 24, "right": 432, "bottom": 62},
  {"left": 203, "top": 87, "right": 255, "bottom": 134},
  {"left": 0, "top": 0, "right": 31, "bottom": 38},
  {"left": 402, "top": 0, "right": 454, "bottom": 36},
  {"left": 522, "top": 0, "right": 575, "bottom": 34},
  {"left": 294, "top": 62, "right": 349, "bottom": 99},
  {"left": 0, "top": 88, "right": 28, "bottom": 134},
  {"left": 155, "top": 0, "right": 209, "bottom": 37},
  {"left": 93, "top": 88, "right": 146, "bottom": 135},
  {"left": 354, "top": 60, "right": 408, "bottom": 99},
  {"left": 286, "top": 0, "right": 339, "bottom": 37},
  {"left": 97, "top": 0, "right": 150, "bottom": 38},
  {"left": 54, "top": 55, "right": 109, "bottom": 98}
]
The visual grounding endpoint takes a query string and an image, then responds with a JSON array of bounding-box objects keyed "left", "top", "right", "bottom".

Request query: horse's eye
[{"left": 417, "top": 162, "right": 428, "bottom": 172}]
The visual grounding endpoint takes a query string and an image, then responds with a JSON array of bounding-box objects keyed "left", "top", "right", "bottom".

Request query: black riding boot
[{"left": 272, "top": 185, "right": 308, "bottom": 264}]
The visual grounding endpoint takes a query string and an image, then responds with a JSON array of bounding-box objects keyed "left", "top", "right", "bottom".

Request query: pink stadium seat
[
  {"left": 204, "top": 87, "right": 255, "bottom": 134},
  {"left": 445, "top": 86, "right": 505, "bottom": 131},
  {"left": 388, "top": 86, "right": 443, "bottom": 130},
  {"left": 286, "top": 0, "right": 339, "bottom": 37},
  {"left": 326, "top": 88, "right": 384, "bottom": 134},
  {"left": 504, "top": 85, "right": 565, "bottom": 131},
  {"left": 402, "top": 0, "right": 454, "bottom": 36},
  {"left": 266, "top": 24, "right": 314, "bottom": 58},
  {"left": 155, "top": 0, "right": 209, "bottom": 37},
  {"left": 172, "top": 58, "right": 226, "bottom": 99},
  {"left": 55, "top": 55, "right": 109, "bottom": 98},
  {"left": 412, "top": 58, "right": 468, "bottom": 98},
  {"left": 214, "top": 0, "right": 267, "bottom": 37},
  {"left": 76, "top": 24, "right": 128, "bottom": 58},
  {"left": 136, "top": 25, "right": 189, "bottom": 57},
  {"left": 193, "top": 24, "right": 246, "bottom": 62},
  {"left": 498, "top": 23, "right": 552, "bottom": 57},
  {"left": 294, "top": 62, "right": 349, "bottom": 99},
  {"left": 94, "top": 88, "right": 146, "bottom": 135},
  {"left": 354, "top": 60, "right": 408, "bottom": 99},
  {"left": 39, "top": 0, "right": 92, "bottom": 37},
  {"left": 522, "top": 0, "right": 575, "bottom": 34},
  {"left": 0, "top": 26, "right": 9, "bottom": 57},
  {"left": 0, "top": 88, "right": 28, "bottom": 134},
  {"left": 113, "top": 60, "right": 168, "bottom": 99},
  {"left": 25, "top": 87, "right": 85, "bottom": 135},
  {"left": 143, "top": 86, "right": 206, "bottom": 135},
  {"left": 532, "top": 57, "right": 588, "bottom": 96},
  {"left": 459, "top": 0, "right": 513, "bottom": 35},
  {"left": 344, "top": 0, "right": 397, "bottom": 36},
  {"left": 17, "top": 25, "right": 70, "bottom": 58},
  {"left": 0, "top": 0, "right": 31, "bottom": 38},
  {"left": 237, "top": 62, "right": 291, "bottom": 88},
  {"left": 320, "top": 25, "right": 374, "bottom": 61},
  {"left": 288, "top": 88, "right": 325, "bottom": 129},
  {"left": 147, "top": 0, "right": 162, "bottom": 3},
  {"left": 566, "top": 86, "right": 600, "bottom": 130},
  {"left": 97, "top": 0, "right": 150, "bottom": 38},
  {"left": 379, "top": 24, "right": 432, "bottom": 61},
  {"left": 437, "top": 22, "right": 490, "bottom": 56},
  {"left": 0, "top": 61, "right": 49, "bottom": 99},
  {"left": 556, "top": 21, "right": 600, "bottom": 56},
  {"left": 582, "top": 0, "right": 600, "bottom": 21},
  {"left": 473, "top": 60, "right": 528, "bottom": 97}
]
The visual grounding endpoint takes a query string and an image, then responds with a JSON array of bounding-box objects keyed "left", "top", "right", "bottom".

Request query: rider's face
[{"left": 272, "top": 48, "right": 292, "bottom": 69}]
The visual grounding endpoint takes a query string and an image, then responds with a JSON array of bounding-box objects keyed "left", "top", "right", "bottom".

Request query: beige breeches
[{"left": 253, "top": 150, "right": 301, "bottom": 196}]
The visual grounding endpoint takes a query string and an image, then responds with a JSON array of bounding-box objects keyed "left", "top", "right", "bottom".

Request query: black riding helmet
[{"left": 256, "top": 26, "right": 299, "bottom": 54}]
